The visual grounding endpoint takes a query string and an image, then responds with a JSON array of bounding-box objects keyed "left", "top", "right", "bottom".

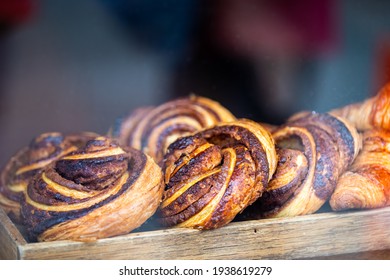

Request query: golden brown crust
[
  {"left": 0, "top": 132, "right": 98, "bottom": 223},
  {"left": 330, "top": 82, "right": 390, "bottom": 131},
  {"left": 158, "top": 119, "right": 277, "bottom": 230},
  {"left": 112, "top": 95, "right": 236, "bottom": 165},
  {"left": 371, "top": 84, "right": 390, "bottom": 130},
  {"left": 330, "top": 129, "right": 390, "bottom": 211},
  {"left": 21, "top": 137, "right": 164, "bottom": 242},
  {"left": 247, "top": 112, "right": 361, "bottom": 218}
]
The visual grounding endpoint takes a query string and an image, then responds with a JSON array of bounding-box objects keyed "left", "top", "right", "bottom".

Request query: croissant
[
  {"left": 246, "top": 112, "right": 361, "bottom": 218},
  {"left": 21, "top": 136, "right": 164, "bottom": 242},
  {"left": 330, "top": 128, "right": 390, "bottom": 211},
  {"left": 330, "top": 82, "right": 390, "bottom": 131},
  {"left": 158, "top": 119, "right": 277, "bottom": 229},
  {"left": 111, "top": 95, "right": 236, "bottom": 165},
  {"left": 0, "top": 132, "right": 97, "bottom": 223}
]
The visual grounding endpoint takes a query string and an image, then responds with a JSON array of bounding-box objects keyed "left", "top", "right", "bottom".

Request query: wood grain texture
[
  {"left": 0, "top": 209, "right": 27, "bottom": 259},
  {"left": 1, "top": 207, "right": 390, "bottom": 259}
]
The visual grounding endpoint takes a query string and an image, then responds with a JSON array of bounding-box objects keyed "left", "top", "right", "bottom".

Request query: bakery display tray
[{"left": 1, "top": 205, "right": 390, "bottom": 260}]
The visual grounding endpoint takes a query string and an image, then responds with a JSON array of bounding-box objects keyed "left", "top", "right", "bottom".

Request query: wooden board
[{"left": 1, "top": 206, "right": 390, "bottom": 260}]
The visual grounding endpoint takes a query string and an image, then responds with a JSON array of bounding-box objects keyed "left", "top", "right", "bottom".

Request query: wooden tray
[{"left": 1, "top": 206, "right": 390, "bottom": 260}]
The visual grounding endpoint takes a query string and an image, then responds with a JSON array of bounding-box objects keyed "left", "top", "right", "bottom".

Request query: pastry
[
  {"left": 330, "top": 82, "right": 390, "bottom": 131},
  {"left": 158, "top": 119, "right": 277, "bottom": 229},
  {"left": 330, "top": 128, "right": 390, "bottom": 211},
  {"left": 0, "top": 132, "right": 97, "bottom": 223},
  {"left": 21, "top": 136, "right": 164, "bottom": 242},
  {"left": 111, "top": 95, "right": 236, "bottom": 165},
  {"left": 247, "top": 112, "right": 361, "bottom": 218}
]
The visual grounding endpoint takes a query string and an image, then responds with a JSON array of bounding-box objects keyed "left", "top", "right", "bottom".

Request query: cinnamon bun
[
  {"left": 0, "top": 132, "right": 97, "bottom": 223},
  {"left": 21, "top": 136, "right": 164, "bottom": 242},
  {"left": 247, "top": 112, "right": 361, "bottom": 218},
  {"left": 112, "top": 95, "right": 236, "bottom": 165},
  {"left": 158, "top": 119, "right": 277, "bottom": 229}
]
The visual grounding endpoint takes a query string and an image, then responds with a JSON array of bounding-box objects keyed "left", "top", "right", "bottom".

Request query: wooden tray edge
[
  {"left": 0, "top": 208, "right": 27, "bottom": 259},
  {"left": 8, "top": 207, "right": 390, "bottom": 260}
]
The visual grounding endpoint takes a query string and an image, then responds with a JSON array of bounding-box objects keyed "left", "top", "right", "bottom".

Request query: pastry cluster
[{"left": 1, "top": 84, "right": 390, "bottom": 242}]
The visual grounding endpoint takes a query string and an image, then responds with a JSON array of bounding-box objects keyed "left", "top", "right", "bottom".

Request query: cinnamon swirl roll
[
  {"left": 330, "top": 128, "right": 390, "bottom": 211},
  {"left": 247, "top": 112, "right": 361, "bottom": 218},
  {"left": 112, "top": 95, "right": 236, "bottom": 165},
  {"left": 158, "top": 119, "right": 277, "bottom": 229},
  {"left": 21, "top": 136, "right": 164, "bottom": 242},
  {"left": 0, "top": 132, "right": 97, "bottom": 223}
]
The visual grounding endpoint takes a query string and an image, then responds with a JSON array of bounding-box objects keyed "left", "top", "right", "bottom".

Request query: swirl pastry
[
  {"left": 111, "top": 95, "right": 236, "bottom": 165},
  {"left": 330, "top": 82, "right": 390, "bottom": 131},
  {"left": 0, "top": 132, "right": 97, "bottom": 223},
  {"left": 330, "top": 128, "right": 390, "bottom": 211},
  {"left": 158, "top": 119, "right": 277, "bottom": 229},
  {"left": 247, "top": 112, "right": 361, "bottom": 218},
  {"left": 21, "top": 136, "right": 164, "bottom": 242}
]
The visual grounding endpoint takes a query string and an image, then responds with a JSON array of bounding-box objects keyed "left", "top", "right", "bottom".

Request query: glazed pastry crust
[
  {"left": 159, "top": 119, "right": 277, "bottom": 229},
  {"left": 330, "top": 129, "right": 390, "bottom": 211},
  {"left": 0, "top": 132, "right": 97, "bottom": 223},
  {"left": 21, "top": 137, "right": 164, "bottom": 242}
]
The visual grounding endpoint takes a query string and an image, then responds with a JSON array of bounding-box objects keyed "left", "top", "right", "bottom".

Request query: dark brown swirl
[
  {"left": 111, "top": 95, "right": 236, "bottom": 165},
  {"left": 21, "top": 136, "right": 164, "bottom": 242},
  {"left": 158, "top": 119, "right": 277, "bottom": 229},
  {"left": 0, "top": 132, "right": 97, "bottom": 223}
]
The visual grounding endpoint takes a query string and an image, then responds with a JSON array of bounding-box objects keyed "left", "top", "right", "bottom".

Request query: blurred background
[{"left": 1, "top": 0, "right": 390, "bottom": 167}]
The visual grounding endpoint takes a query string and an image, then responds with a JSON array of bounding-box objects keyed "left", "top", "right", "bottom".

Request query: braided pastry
[
  {"left": 247, "top": 112, "right": 361, "bottom": 218},
  {"left": 21, "top": 136, "right": 164, "bottom": 242},
  {"left": 158, "top": 119, "right": 277, "bottom": 229},
  {"left": 330, "top": 128, "right": 390, "bottom": 211},
  {"left": 111, "top": 95, "right": 236, "bottom": 165},
  {"left": 0, "top": 132, "right": 97, "bottom": 223},
  {"left": 330, "top": 82, "right": 390, "bottom": 131}
]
